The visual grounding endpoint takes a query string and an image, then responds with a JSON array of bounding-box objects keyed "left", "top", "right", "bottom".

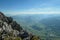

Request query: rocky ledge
[{"left": 0, "top": 12, "right": 40, "bottom": 40}]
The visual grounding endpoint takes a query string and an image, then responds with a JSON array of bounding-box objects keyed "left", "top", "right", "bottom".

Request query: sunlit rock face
[{"left": 0, "top": 12, "right": 40, "bottom": 40}]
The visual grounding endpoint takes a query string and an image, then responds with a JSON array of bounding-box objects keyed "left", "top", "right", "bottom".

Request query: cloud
[
  {"left": 18, "top": 7, "right": 60, "bottom": 14},
  {"left": 3, "top": 7, "right": 60, "bottom": 15},
  {"left": 17, "top": 11, "right": 60, "bottom": 14}
]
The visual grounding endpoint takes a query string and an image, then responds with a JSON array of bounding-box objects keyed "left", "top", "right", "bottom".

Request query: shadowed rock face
[{"left": 0, "top": 12, "right": 40, "bottom": 40}]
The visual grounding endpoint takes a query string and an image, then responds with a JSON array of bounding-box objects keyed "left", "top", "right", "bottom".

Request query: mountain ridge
[{"left": 0, "top": 12, "right": 40, "bottom": 40}]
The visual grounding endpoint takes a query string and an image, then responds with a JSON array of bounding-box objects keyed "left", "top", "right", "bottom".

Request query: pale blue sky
[{"left": 0, "top": 0, "right": 60, "bottom": 15}]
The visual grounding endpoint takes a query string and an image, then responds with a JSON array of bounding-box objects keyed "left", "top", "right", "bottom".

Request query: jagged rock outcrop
[{"left": 0, "top": 12, "right": 40, "bottom": 40}]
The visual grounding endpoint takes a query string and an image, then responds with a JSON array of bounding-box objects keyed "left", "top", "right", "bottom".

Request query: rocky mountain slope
[{"left": 0, "top": 12, "right": 40, "bottom": 40}]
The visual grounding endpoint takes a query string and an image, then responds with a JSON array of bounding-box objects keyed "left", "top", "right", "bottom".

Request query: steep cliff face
[{"left": 0, "top": 12, "right": 40, "bottom": 40}]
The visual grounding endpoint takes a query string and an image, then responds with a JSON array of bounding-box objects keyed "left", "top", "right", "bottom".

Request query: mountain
[
  {"left": 0, "top": 12, "right": 40, "bottom": 40},
  {"left": 12, "top": 14, "right": 60, "bottom": 40}
]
